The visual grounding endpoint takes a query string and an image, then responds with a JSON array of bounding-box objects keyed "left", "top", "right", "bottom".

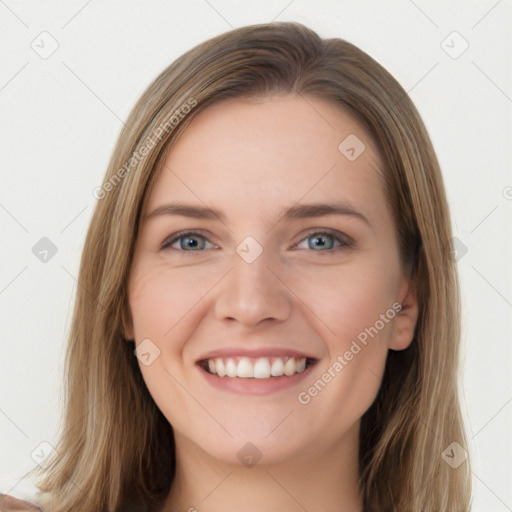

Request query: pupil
[
  {"left": 310, "top": 235, "right": 332, "bottom": 250},
  {"left": 185, "top": 236, "right": 200, "bottom": 249}
]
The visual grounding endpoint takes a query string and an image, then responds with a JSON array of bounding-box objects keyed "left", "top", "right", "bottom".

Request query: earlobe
[{"left": 389, "top": 277, "right": 419, "bottom": 351}]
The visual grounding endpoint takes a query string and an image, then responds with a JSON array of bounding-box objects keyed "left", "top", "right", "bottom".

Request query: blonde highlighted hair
[{"left": 26, "top": 22, "right": 471, "bottom": 511}]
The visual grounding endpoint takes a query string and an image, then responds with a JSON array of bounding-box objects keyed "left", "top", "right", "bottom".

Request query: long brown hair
[{"left": 27, "top": 21, "right": 471, "bottom": 511}]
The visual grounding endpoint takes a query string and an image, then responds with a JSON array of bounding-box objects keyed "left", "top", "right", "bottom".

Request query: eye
[
  {"left": 294, "top": 230, "right": 352, "bottom": 252},
  {"left": 161, "top": 230, "right": 218, "bottom": 252}
]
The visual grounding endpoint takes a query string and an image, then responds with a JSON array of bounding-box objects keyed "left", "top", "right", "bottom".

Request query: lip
[
  {"left": 196, "top": 347, "right": 317, "bottom": 361},
  {"left": 197, "top": 359, "right": 317, "bottom": 396}
]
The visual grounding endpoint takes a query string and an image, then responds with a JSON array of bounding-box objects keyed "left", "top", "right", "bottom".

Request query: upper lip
[{"left": 196, "top": 347, "right": 318, "bottom": 362}]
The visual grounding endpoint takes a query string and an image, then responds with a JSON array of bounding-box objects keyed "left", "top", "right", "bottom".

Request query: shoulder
[{"left": 0, "top": 494, "right": 42, "bottom": 511}]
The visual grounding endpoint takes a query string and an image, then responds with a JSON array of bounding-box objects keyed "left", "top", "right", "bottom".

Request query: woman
[{"left": 1, "top": 21, "right": 472, "bottom": 512}]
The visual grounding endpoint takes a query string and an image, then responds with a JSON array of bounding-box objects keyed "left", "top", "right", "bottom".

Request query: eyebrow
[{"left": 145, "top": 201, "right": 371, "bottom": 227}]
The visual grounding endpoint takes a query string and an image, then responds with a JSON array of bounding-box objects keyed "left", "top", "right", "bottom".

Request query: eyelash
[{"left": 160, "top": 229, "right": 354, "bottom": 255}]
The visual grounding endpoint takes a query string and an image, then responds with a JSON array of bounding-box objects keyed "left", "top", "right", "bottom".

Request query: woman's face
[{"left": 126, "top": 95, "right": 417, "bottom": 466}]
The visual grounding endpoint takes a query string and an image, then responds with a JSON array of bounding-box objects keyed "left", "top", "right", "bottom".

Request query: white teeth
[
  {"left": 225, "top": 358, "right": 237, "bottom": 377},
  {"left": 253, "top": 358, "right": 271, "bottom": 379},
  {"left": 204, "top": 356, "right": 309, "bottom": 379},
  {"left": 215, "top": 358, "right": 226, "bottom": 377},
  {"left": 283, "top": 357, "right": 296, "bottom": 376},
  {"left": 270, "top": 358, "right": 284, "bottom": 376},
  {"left": 296, "top": 358, "right": 306, "bottom": 373},
  {"left": 236, "top": 357, "right": 253, "bottom": 378}
]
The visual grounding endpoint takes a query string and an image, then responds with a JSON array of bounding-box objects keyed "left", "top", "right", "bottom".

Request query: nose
[{"left": 213, "top": 248, "right": 292, "bottom": 328}]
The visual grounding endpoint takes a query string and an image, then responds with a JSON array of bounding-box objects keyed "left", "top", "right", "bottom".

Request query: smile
[{"left": 199, "top": 356, "right": 315, "bottom": 379}]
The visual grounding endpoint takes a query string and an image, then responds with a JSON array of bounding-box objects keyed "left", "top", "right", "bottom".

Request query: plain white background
[{"left": 1, "top": 1, "right": 511, "bottom": 509}]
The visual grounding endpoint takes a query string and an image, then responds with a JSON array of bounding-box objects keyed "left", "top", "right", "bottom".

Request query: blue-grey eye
[
  {"left": 180, "top": 234, "right": 205, "bottom": 250},
  {"left": 163, "top": 232, "right": 216, "bottom": 251},
  {"left": 308, "top": 234, "right": 335, "bottom": 250},
  {"left": 296, "top": 232, "right": 345, "bottom": 251}
]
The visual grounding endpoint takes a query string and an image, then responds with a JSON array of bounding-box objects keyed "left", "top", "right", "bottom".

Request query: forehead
[{"left": 145, "top": 95, "right": 387, "bottom": 225}]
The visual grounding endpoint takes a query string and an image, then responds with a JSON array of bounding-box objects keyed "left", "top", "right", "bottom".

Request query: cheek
[
  {"left": 128, "top": 262, "right": 215, "bottom": 341},
  {"left": 128, "top": 263, "right": 218, "bottom": 430},
  {"left": 291, "top": 258, "right": 398, "bottom": 413},
  {"left": 292, "top": 256, "right": 399, "bottom": 350}
]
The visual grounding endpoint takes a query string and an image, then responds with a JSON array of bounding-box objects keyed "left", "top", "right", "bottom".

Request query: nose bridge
[{"left": 213, "top": 241, "right": 291, "bottom": 325}]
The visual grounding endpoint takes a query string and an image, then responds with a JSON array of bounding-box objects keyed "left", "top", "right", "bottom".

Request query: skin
[{"left": 125, "top": 95, "right": 418, "bottom": 512}]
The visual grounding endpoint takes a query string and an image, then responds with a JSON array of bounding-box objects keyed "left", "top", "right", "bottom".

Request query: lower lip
[{"left": 197, "top": 363, "right": 316, "bottom": 396}]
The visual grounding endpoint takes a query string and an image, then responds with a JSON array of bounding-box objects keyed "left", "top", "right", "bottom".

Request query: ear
[{"left": 388, "top": 276, "right": 419, "bottom": 351}]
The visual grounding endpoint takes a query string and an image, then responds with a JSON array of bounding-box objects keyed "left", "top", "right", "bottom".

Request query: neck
[{"left": 161, "top": 422, "right": 362, "bottom": 512}]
